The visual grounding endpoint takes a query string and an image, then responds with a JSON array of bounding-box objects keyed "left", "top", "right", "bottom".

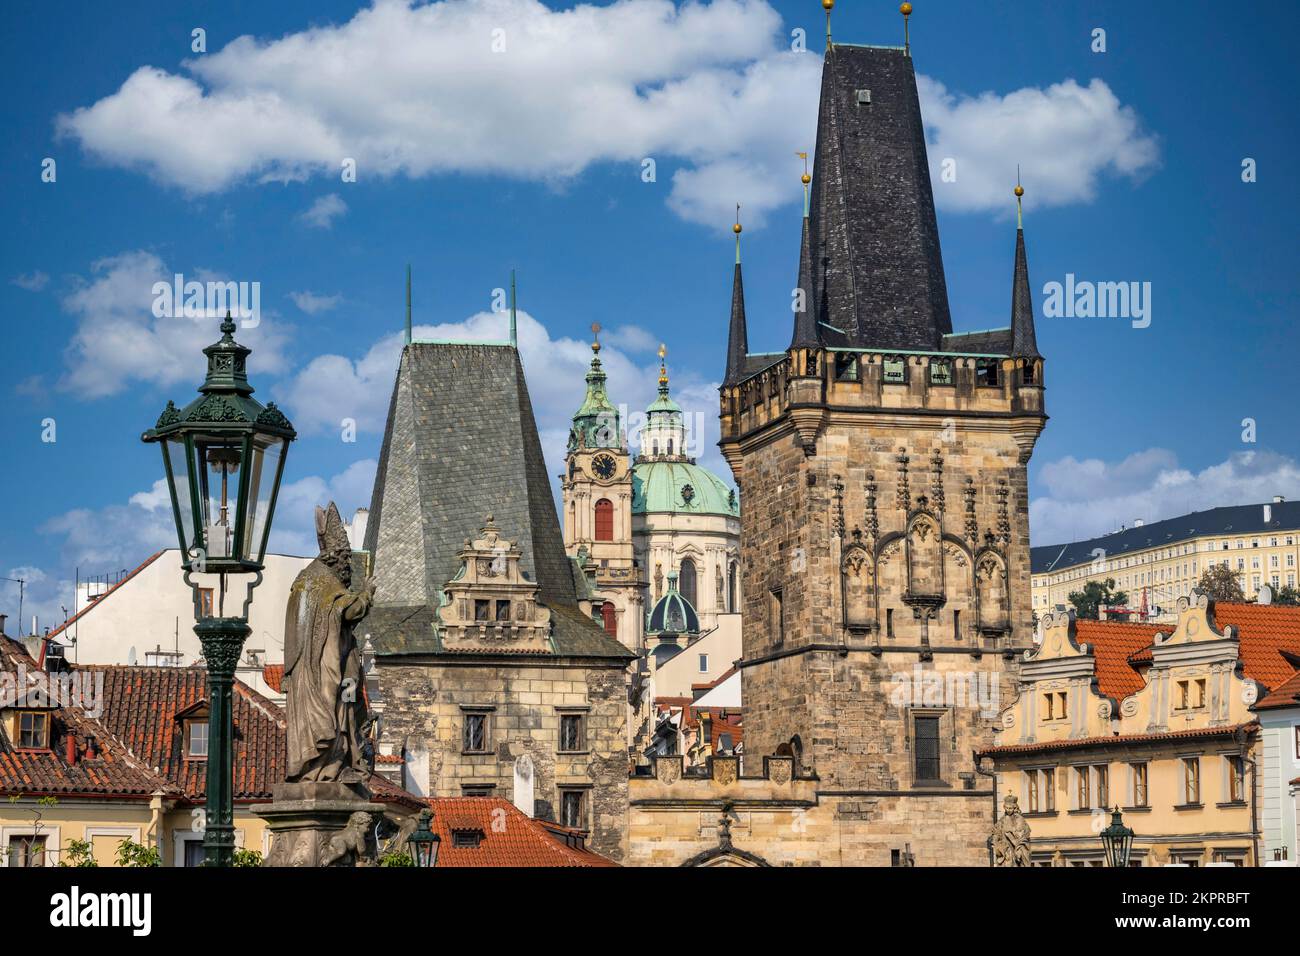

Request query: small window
[
  {"left": 770, "top": 589, "right": 785, "bottom": 645},
  {"left": 698, "top": 653, "right": 709, "bottom": 673},
  {"left": 199, "top": 588, "right": 214, "bottom": 617},
  {"left": 1021, "top": 361, "right": 1036, "bottom": 385},
  {"left": 1025, "top": 770, "right": 1039, "bottom": 813},
  {"left": 913, "top": 715, "right": 941, "bottom": 783},
  {"left": 834, "top": 353, "right": 859, "bottom": 381},
  {"left": 495, "top": 600, "right": 511, "bottom": 622},
  {"left": 882, "top": 358, "right": 906, "bottom": 384},
  {"left": 1042, "top": 769, "right": 1056, "bottom": 812},
  {"left": 559, "top": 714, "right": 586, "bottom": 753},
  {"left": 18, "top": 712, "right": 49, "bottom": 750},
  {"left": 560, "top": 789, "right": 586, "bottom": 829},
  {"left": 7, "top": 834, "right": 47, "bottom": 868},
  {"left": 1095, "top": 765, "right": 1109, "bottom": 809},
  {"left": 1076, "top": 767, "right": 1090, "bottom": 810},
  {"left": 1131, "top": 763, "right": 1148, "bottom": 807},
  {"left": 474, "top": 600, "right": 490, "bottom": 622},
  {"left": 1226, "top": 755, "right": 1245, "bottom": 803},
  {"left": 886, "top": 607, "right": 894, "bottom": 639},
  {"left": 461, "top": 785, "right": 494, "bottom": 797},
  {"left": 451, "top": 829, "right": 483, "bottom": 848},
  {"left": 1183, "top": 757, "right": 1200, "bottom": 805},
  {"left": 975, "top": 359, "right": 1001, "bottom": 387},
  {"left": 463, "top": 713, "right": 489, "bottom": 753},
  {"left": 594, "top": 498, "right": 614, "bottom": 541},
  {"left": 186, "top": 720, "right": 209, "bottom": 758},
  {"left": 929, "top": 360, "right": 953, "bottom": 385}
]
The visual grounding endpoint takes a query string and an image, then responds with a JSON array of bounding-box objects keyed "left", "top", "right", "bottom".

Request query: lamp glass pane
[
  {"left": 239, "top": 435, "right": 283, "bottom": 564},
  {"left": 193, "top": 435, "right": 245, "bottom": 563},
  {"left": 163, "top": 436, "right": 197, "bottom": 555}
]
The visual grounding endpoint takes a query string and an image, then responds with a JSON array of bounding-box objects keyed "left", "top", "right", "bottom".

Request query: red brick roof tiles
[
  {"left": 980, "top": 721, "right": 1258, "bottom": 757},
  {"left": 1073, "top": 619, "right": 1169, "bottom": 701},
  {"left": 1214, "top": 602, "right": 1300, "bottom": 689},
  {"left": 1254, "top": 668, "right": 1300, "bottom": 711},
  {"left": 426, "top": 797, "right": 616, "bottom": 867}
]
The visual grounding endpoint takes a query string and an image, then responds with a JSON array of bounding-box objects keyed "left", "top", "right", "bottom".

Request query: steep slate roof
[
  {"left": 0, "top": 638, "right": 173, "bottom": 799},
  {"left": 806, "top": 44, "right": 952, "bottom": 351},
  {"left": 1031, "top": 501, "right": 1300, "bottom": 572},
  {"left": 427, "top": 797, "right": 617, "bottom": 867},
  {"left": 363, "top": 343, "right": 630, "bottom": 661}
]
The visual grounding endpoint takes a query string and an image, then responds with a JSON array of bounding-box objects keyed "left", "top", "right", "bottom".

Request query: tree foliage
[
  {"left": 1196, "top": 564, "right": 1245, "bottom": 602},
  {"left": 1067, "top": 578, "right": 1128, "bottom": 620}
]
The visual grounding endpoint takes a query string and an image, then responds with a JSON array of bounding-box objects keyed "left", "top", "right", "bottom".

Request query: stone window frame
[
  {"left": 556, "top": 706, "right": 590, "bottom": 755},
  {"left": 557, "top": 783, "right": 593, "bottom": 830},
  {"left": 460, "top": 705, "right": 496, "bottom": 755},
  {"left": 908, "top": 708, "right": 948, "bottom": 788}
]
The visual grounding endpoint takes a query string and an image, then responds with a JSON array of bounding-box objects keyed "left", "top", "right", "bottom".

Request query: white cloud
[
  {"left": 56, "top": 250, "right": 291, "bottom": 399},
  {"left": 55, "top": 1, "right": 1157, "bottom": 227},
  {"left": 298, "top": 193, "right": 348, "bottom": 229},
  {"left": 11, "top": 271, "right": 50, "bottom": 292},
  {"left": 1030, "top": 449, "right": 1300, "bottom": 545},
  {"left": 919, "top": 76, "right": 1159, "bottom": 214},
  {"left": 289, "top": 290, "right": 342, "bottom": 314}
]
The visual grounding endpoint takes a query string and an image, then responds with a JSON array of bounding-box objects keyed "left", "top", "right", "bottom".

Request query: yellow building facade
[{"left": 981, "top": 593, "right": 1297, "bottom": 865}]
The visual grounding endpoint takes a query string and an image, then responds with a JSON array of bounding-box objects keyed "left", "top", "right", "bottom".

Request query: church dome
[
  {"left": 647, "top": 572, "right": 700, "bottom": 635},
  {"left": 632, "top": 460, "right": 739, "bottom": 517}
]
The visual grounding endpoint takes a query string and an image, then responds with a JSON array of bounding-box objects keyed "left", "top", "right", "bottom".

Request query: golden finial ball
[
  {"left": 822, "top": 0, "right": 834, "bottom": 11},
  {"left": 802, "top": 173, "right": 812, "bottom": 185},
  {"left": 733, "top": 222, "right": 742, "bottom": 234},
  {"left": 1014, "top": 185, "right": 1025, "bottom": 197},
  {"left": 900, "top": 2, "right": 912, "bottom": 15}
]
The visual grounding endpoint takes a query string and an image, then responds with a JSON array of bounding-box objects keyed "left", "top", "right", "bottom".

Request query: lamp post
[
  {"left": 407, "top": 809, "right": 440, "bottom": 868},
  {"left": 1100, "top": 807, "right": 1135, "bottom": 868},
  {"left": 142, "top": 313, "right": 295, "bottom": 866}
]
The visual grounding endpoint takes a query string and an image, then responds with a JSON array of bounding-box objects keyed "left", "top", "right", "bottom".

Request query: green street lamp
[
  {"left": 407, "top": 809, "right": 441, "bottom": 868},
  {"left": 1100, "top": 807, "right": 1135, "bottom": 868},
  {"left": 142, "top": 312, "right": 295, "bottom": 867}
]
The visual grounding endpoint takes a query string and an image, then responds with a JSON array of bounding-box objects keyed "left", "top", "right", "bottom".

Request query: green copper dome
[
  {"left": 632, "top": 460, "right": 739, "bottom": 517},
  {"left": 647, "top": 572, "right": 699, "bottom": 635}
]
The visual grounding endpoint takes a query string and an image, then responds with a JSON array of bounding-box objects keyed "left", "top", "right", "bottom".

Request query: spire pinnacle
[
  {"left": 733, "top": 203, "right": 742, "bottom": 265},
  {"left": 823, "top": 0, "right": 834, "bottom": 49},
  {"left": 901, "top": 3, "right": 913, "bottom": 56},
  {"left": 404, "top": 264, "right": 412, "bottom": 346},
  {"left": 1010, "top": 177, "right": 1041, "bottom": 359},
  {"left": 658, "top": 343, "right": 669, "bottom": 391},
  {"left": 509, "top": 269, "right": 518, "bottom": 346},
  {"left": 1015, "top": 167, "right": 1025, "bottom": 230},
  {"left": 798, "top": 151, "right": 811, "bottom": 217},
  {"left": 591, "top": 321, "right": 601, "bottom": 355}
]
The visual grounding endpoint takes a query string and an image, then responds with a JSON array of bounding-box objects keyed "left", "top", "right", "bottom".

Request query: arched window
[
  {"left": 600, "top": 602, "right": 618, "bottom": 638},
  {"left": 679, "top": 558, "right": 697, "bottom": 608},
  {"left": 594, "top": 498, "right": 614, "bottom": 541}
]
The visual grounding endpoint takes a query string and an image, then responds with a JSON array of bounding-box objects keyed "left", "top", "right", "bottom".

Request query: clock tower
[{"left": 562, "top": 325, "right": 643, "bottom": 653}]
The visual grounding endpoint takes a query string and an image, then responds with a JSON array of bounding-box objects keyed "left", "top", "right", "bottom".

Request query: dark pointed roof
[
  {"left": 723, "top": 262, "right": 749, "bottom": 386},
  {"left": 1010, "top": 228, "right": 1041, "bottom": 358},
  {"left": 804, "top": 44, "right": 952, "bottom": 351},
  {"left": 363, "top": 343, "right": 630, "bottom": 660},
  {"left": 790, "top": 216, "right": 821, "bottom": 349}
]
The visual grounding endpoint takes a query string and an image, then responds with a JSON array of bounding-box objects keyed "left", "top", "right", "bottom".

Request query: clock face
[{"left": 592, "top": 454, "right": 617, "bottom": 480}]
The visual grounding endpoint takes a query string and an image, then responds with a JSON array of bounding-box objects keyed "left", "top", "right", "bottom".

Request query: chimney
[
  {"left": 1264, "top": 504, "right": 1273, "bottom": 524},
  {"left": 65, "top": 734, "right": 79, "bottom": 766},
  {"left": 85, "top": 736, "right": 98, "bottom": 760},
  {"left": 1274, "top": 495, "right": 1285, "bottom": 504},
  {"left": 348, "top": 508, "right": 370, "bottom": 551},
  {"left": 1134, "top": 519, "right": 1144, "bottom": 528},
  {"left": 0, "top": 613, "right": 6, "bottom": 636}
]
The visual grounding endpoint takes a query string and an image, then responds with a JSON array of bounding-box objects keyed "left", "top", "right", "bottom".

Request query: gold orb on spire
[
  {"left": 1014, "top": 184, "right": 1025, "bottom": 198},
  {"left": 801, "top": 172, "right": 811, "bottom": 185},
  {"left": 822, "top": 0, "right": 834, "bottom": 10},
  {"left": 590, "top": 321, "right": 602, "bottom": 353},
  {"left": 733, "top": 222, "right": 742, "bottom": 235},
  {"left": 900, "top": 2, "right": 912, "bottom": 15}
]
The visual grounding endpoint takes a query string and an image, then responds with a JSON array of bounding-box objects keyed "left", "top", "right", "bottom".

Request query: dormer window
[
  {"left": 451, "top": 829, "right": 483, "bottom": 849},
  {"left": 18, "top": 711, "right": 49, "bottom": 750},
  {"left": 186, "top": 719, "right": 209, "bottom": 758}
]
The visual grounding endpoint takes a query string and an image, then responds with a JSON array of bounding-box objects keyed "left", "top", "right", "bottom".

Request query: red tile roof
[
  {"left": 980, "top": 721, "right": 1258, "bottom": 757},
  {"left": 1214, "top": 602, "right": 1300, "bottom": 689},
  {"left": 1254, "top": 668, "right": 1300, "bottom": 711},
  {"left": 46, "top": 552, "right": 166, "bottom": 640},
  {"left": 262, "top": 664, "right": 284, "bottom": 693},
  {"left": 0, "top": 638, "right": 175, "bottom": 799},
  {"left": 426, "top": 797, "right": 616, "bottom": 867},
  {"left": 1073, "top": 620, "right": 1169, "bottom": 701}
]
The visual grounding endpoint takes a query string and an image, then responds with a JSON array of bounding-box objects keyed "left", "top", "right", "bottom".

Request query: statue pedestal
[{"left": 255, "top": 782, "right": 386, "bottom": 867}]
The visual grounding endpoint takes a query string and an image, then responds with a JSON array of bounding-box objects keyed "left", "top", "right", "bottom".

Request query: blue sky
[{"left": 3, "top": 0, "right": 1298, "bottom": 629}]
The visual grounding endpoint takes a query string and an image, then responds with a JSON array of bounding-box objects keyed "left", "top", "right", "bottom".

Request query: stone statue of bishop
[{"left": 283, "top": 502, "right": 374, "bottom": 786}]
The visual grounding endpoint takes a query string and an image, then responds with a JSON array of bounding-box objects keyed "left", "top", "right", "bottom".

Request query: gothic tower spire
[
  {"left": 723, "top": 207, "right": 749, "bottom": 387},
  {"left": 568, "top": 324, "right": 620, "bottom": 451},
  {"left": 1010, "top": 182, "right": 1041, "bottom": 359}
]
